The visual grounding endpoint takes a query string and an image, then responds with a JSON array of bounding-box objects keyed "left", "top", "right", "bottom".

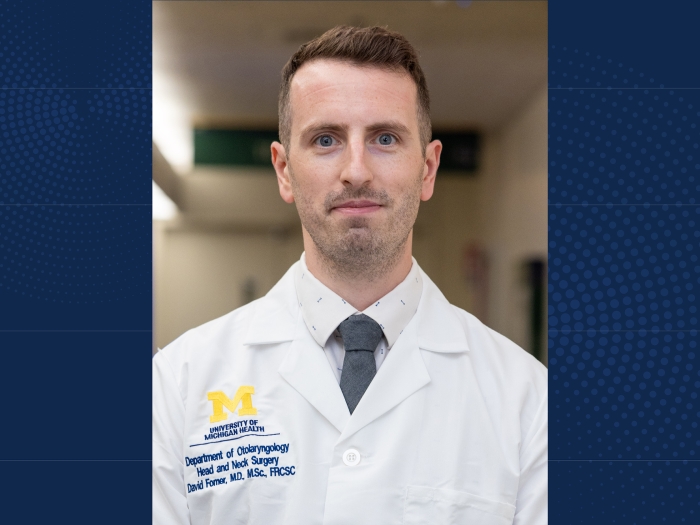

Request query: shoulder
[
  {"left": 153, "top": 299, "right": 259, "bottom": 373},
  {"left": 452, "top": 305, "right": 547, "bottom": 390},
  {"left": 154, "top": 262, "right": 300, "bottom": 377},
  {"left": 447, "top": 304, "right": 548, "bottom": 442},
  {"left": 416, "top": 268, "right": 546, "bottom": 406}
]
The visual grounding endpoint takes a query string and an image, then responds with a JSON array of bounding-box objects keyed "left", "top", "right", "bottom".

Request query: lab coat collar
[
  {"left": 244, "top": 262, "right": 470, "bottom": 354},
  {"left": 415, "top": 268, "right": 470, "bottom": 354},
  {"left": 243, "top": 265, "right": 298, "bottom": 345},
  {"left": 244, "top": 261, "right": 470, "bottom": 437},
  {"left": 337, "top": 271, "right": 470, "bottom": 440},
  {"left": 244, "top": 264, "right": 351, "bottom": 432},
  {"left": 277, "top": 313, "right": 351, "bottom": 433},
  {"left": 276, "top": 298, "right": 433, "bottom": 438}
]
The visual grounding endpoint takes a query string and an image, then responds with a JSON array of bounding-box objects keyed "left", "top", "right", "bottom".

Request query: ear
[
  {"left": 420, "top": 139, "right": 442, "bottom": 201},
  {"left": 271, "top": 141, "right": 294, "bottom": 204}
]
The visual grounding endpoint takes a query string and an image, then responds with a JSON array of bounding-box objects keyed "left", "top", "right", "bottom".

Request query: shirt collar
[{"left": 293, "top": 252, "right": 423, "bottom": 349}]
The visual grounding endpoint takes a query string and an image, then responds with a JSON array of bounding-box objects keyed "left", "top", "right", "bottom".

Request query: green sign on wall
[
  {"left": 194, "top": 128, "right": 480, "bottom": 172},
  {"left": 194, "top": 129, "right": 279, "bottom": 167}
]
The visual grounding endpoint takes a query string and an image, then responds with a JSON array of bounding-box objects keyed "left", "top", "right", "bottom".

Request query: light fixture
[{"left": 152, "top": 180, "right": 178, "bottom": 221}]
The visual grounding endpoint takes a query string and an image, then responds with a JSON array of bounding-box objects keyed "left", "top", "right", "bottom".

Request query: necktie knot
[{"left": 338, "top": 314, "right": 383, "bottom": 352}]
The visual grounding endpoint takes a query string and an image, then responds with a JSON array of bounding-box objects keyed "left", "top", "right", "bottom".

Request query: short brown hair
[{"left": 278, "top": 25, "right": 431, "bottom": 152}]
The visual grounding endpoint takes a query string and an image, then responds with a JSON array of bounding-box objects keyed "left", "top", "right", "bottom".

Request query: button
[{"left": 342, "top": 448, "right": 361, "bottom": 466}]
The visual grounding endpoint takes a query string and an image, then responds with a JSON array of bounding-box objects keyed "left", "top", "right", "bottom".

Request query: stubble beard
[{"left": 289, "top": 167, "right": 423, "bottom": 283}]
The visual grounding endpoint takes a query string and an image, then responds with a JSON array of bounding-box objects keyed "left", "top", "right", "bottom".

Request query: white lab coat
[{"left": 153, "top": 263, "right": 547, "bottom": 525}]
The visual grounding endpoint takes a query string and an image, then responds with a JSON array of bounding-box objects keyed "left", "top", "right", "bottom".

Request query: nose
[{"left": 339, "top": 137, "right": 373, "bottom": 187}]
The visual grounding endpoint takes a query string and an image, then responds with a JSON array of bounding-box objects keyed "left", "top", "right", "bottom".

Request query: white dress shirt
[{"left": 293, "top": 253, "right": 423, "bottom": 383}]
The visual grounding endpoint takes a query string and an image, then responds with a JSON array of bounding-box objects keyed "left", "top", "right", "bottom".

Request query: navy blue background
[
  {"left": 0, "top": 0, "right": 151, "bottom": 521},
  {"left": 2, "top": 0, "right": 699, "bottom": 521},
  {"left": 550, "top": 0, "right": 700, "bottom": 522}
]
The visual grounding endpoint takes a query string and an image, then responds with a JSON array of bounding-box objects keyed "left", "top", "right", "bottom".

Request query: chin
[{"left": 339, "top": 215, "right": 374, "bottom": 230}]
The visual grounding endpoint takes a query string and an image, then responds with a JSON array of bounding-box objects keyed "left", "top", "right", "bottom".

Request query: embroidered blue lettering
[
  {"left": 205, "top": 477, "right": 227, "bottom": 487},
  {"left": 185, "top": 451, "right": 224, "bottom": 467},
  {"left": 251, "top": 455, "right": 279, "bottom": 467},
  {"left": 196, "top": 465, "right": 214, "bottom": 477},
  {"left": 230, "top": 458, "right": 248, "bottom": 469},
  {"left": 269, "top": 466, "right": 296, "bottom": 477},
  {"left": 187, "top": 480, "right": 204, "bottom": 493}
]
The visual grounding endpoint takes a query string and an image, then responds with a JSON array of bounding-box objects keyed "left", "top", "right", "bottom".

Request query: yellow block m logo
[{"left": 207, "top": 386, "right": 257, "bottom": 423}]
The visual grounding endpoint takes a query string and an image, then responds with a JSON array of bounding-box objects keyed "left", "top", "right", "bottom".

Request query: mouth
[{"left": 331, "top": 200, "right": 383, "bottom": 215}]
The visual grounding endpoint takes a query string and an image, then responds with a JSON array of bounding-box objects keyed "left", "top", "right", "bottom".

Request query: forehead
[{"left": 288, "top": 59, "right": 419, "bottom": 127}]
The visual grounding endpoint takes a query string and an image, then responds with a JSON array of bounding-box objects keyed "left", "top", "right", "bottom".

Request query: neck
[{"left": 303, "top": 230, "right": 414, "bottom": 311}]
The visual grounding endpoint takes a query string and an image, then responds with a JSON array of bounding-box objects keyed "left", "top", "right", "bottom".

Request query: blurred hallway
[{"left": 152, "top": 1, "right": 548, "bottom": 363}]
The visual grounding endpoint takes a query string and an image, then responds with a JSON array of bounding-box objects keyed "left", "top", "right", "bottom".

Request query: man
[{"left": 153, "top": 26, "right": 547, "bottom": 525}]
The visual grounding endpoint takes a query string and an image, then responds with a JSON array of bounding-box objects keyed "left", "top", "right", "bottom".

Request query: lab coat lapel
[
  {"left": 337, "top": 270, "right": 469, "bottom": 442},
  {"left": 246, "top": 263, "right": 468, "bottom": 440},
  {"left": 338, "top": 318, "right": 430, "bottom": 442},
  {"left": 277, "top": 313, "right": 350, "bottom": 434},
  {"left": 245, "top": 263, "right": 349, "bottom": 433}
]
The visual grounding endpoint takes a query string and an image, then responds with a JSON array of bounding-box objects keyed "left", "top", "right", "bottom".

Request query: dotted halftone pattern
[
  {"left": 550, "top": 88, "right": 698, "bottom": 205},
  {"left": 0, "top": 1, "right": 151, "bottom": 303},
  {"left": 0, "top": 205, "right": 150, "bottom": 303},
  {"left": 549, "top": 45, "right": 700, "bottom": 520},
  {"left": 551, "top": 461, "right": 699, "bottom": 523},
  {"left": 0, "top": 89, "right": 150, "bottom": 204}
]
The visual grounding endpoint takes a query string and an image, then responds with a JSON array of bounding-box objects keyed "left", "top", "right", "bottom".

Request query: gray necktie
[{"left": 338, "top": 314, "right": 384, "bottom": 414}]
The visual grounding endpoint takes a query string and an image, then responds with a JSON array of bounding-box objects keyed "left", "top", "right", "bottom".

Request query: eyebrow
[
  {"left": 300, "top": 122, "right": 347, "bottom": 138},
  {"left": 300, "top": 120, "right": 412, "bottom": 139},
  {"left": 366, "top": 121, "right": 412, "bottom": 136}
]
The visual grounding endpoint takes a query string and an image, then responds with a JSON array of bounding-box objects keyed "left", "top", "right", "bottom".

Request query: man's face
[{"left": 272, "top": 59, "right": 441, "bottom": 278}]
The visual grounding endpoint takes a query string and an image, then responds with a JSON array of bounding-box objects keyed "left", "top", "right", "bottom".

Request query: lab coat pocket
[{"left": 403, "top": 485, "right": 516, "bottom": 525}]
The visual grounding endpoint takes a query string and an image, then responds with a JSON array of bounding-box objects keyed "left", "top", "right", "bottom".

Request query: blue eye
[
  {"left": 378, "top": 134, "right": 395, "bottom": 145},
  {"left": 317, "top": 135, "right": 334, "bottom": 147}
]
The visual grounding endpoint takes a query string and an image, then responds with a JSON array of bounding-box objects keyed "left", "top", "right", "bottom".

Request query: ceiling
[{"left": 153, "top": 0, "right": 547, "bottom": 171}]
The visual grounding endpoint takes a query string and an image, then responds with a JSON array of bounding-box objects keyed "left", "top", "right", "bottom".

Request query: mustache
[{"left": 324, "top": 187, "right": 391, "bottom": 212}]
